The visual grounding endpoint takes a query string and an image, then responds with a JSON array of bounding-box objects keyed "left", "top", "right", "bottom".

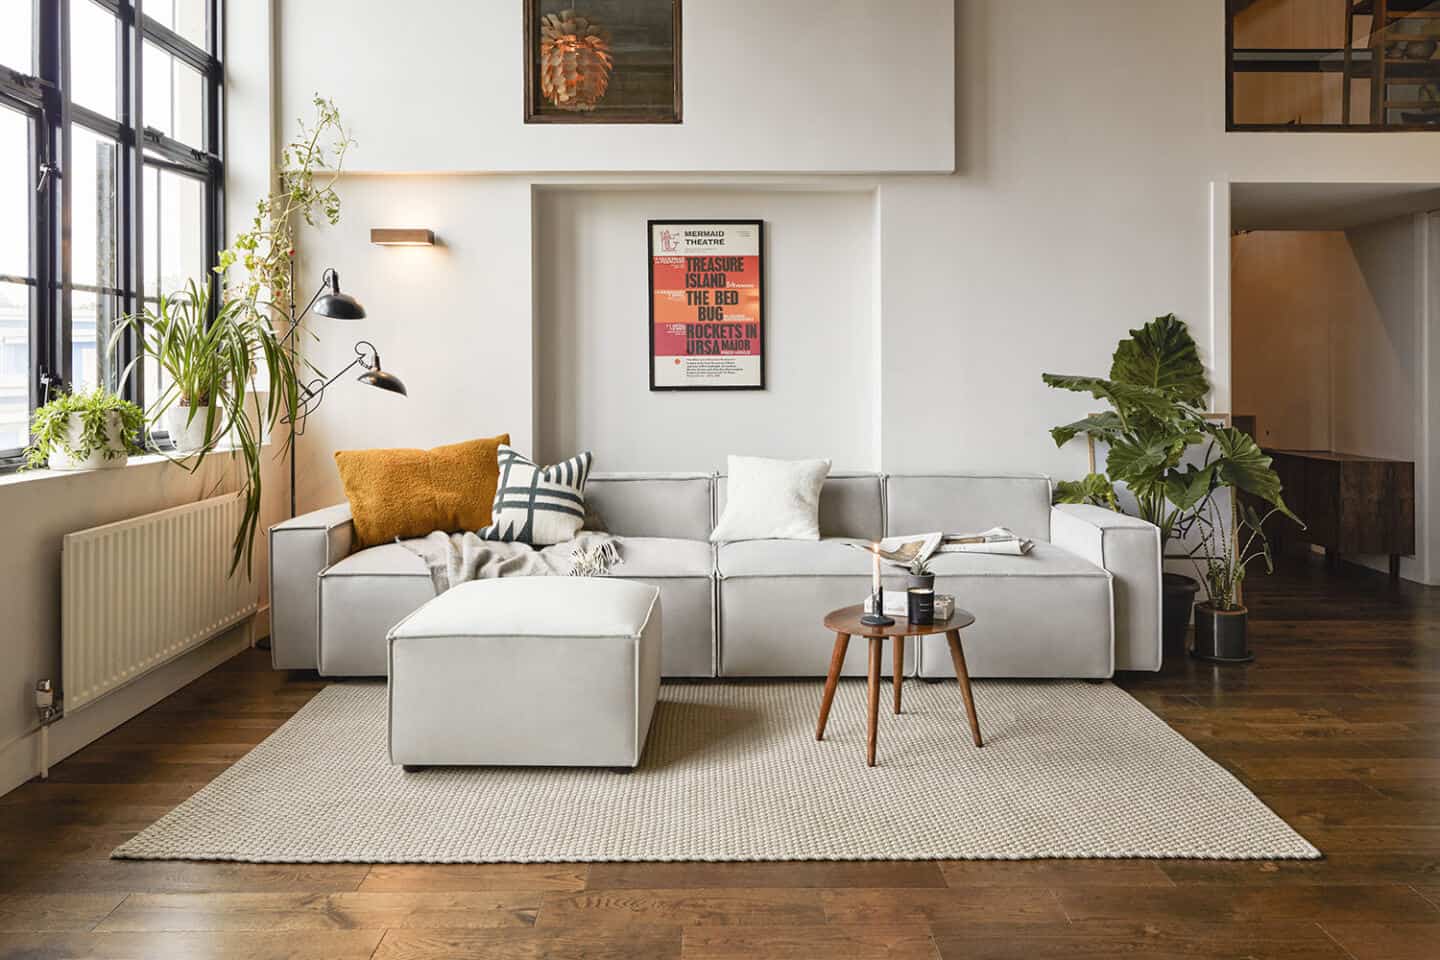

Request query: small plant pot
[
  {"left": 47, "top": 412, "right": 129, "bottom": 471},
  {"left": 906, "top": 573, "right": 935, "bottom": 591},
  {"left": 1192, "top": 602, "right": 1253, "bottom": 663},
  {"left": 1161, "top": 573, "right": 1200, "bottom": 659},
  {"left": 164, "top": 403, "right": 220, "bottom": 454}
]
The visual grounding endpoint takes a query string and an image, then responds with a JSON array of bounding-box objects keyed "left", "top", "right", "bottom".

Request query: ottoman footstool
[{"left": 386, "top": 576, "right": 662, "bottom": 769}]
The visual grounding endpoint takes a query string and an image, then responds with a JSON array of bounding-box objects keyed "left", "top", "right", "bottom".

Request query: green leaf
[
  {"left": 1040, "top": 373, "right": 1177, "bottom": 422},
  {"left": 1049, "top": 411, "right": 1124, "bottom": 448},
  {"left": 1210, "top": 427, "right": 1297, "bottom": 520},
  {"left": 1105, "top": 436, "right": 1175, "bottom": 491},
  {"left": 1109, "top": 313, "right": 1209, "bottom": 405},
  {"left": 1164, "top": 463, "right": 1217, "bottom": 512},
  {"left": 1054, "top": 473, "right": 1118, "bottom": 509}
]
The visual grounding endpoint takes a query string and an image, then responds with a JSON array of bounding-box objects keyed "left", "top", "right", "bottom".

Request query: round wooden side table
[{"left": 817, "top": 605, "right": 981, "bottom": 767}]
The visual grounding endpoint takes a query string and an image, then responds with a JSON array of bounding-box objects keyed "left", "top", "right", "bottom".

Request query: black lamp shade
[
  {"left": 358, "top": 368, "right": 407, "bottom": 396},
  {"left": 314, "top": 290, "right": 366, "bottom": 320}
]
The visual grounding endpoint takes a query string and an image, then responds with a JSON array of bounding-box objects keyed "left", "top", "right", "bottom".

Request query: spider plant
[{"left": 111, "top": 278, "right": 300, "bottom": 576}]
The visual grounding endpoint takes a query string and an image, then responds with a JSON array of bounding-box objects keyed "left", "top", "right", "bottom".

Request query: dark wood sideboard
[{"left": 1265, "top": 449, "right": 1415, "bottom": 580}]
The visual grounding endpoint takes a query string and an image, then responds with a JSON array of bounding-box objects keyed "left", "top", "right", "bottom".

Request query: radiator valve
[{"left": 35, "top": 680, "right": 61, "bottom": 725}]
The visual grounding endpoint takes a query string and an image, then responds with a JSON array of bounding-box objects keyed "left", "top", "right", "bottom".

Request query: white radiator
[{"left": 61, "top": 492, "right": 259, "bottom": 712}]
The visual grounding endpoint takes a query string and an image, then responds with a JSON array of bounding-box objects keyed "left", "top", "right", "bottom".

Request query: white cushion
[
  {"left": 389, "top": 576, "right": 658, "bottom": 640},
  {"left": 709, "top": 455, "right": 831, "bottom": 543}
]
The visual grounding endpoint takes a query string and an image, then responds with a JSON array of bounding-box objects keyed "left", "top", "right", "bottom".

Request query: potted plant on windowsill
[
  {"left": 1190, "top": 498, "right": 1280, "bottom": 663},
  {"left": 1042, "top": 314, "right": 1298, "bottom": 658},
  {"left": 122, "top": 280, "right": 229, "bottom": 455},
  {"left": 24, "top": 388, "right": 145, "bottom": 471}
]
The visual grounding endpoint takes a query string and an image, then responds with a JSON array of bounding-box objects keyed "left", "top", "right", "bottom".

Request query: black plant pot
[
  {"left": 1192, "top": 602, "right": 1253, "bottom": 663},
  {"left": 1161, "top": 573, "right": 1200, "bottom": 659},
  {"left": 907, "top": 573, "right": 935, "bottom": 591}
]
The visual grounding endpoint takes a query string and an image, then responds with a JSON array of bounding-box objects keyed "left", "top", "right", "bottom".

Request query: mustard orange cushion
[{"left": 333, "top": 434, "right": 510, "bottom": 547}]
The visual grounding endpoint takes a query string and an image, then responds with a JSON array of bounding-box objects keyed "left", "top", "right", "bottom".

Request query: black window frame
[{"left": 0, "top": 0, "right": 224, "bottom": 470}]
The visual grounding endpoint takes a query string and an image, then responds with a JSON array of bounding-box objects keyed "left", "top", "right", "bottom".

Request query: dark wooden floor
[{"left": 1, "top": 558, "right": 1437, "bottom": 959}]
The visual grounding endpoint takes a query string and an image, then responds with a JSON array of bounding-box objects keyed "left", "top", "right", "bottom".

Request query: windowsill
[{"left": 0, "top": 440, "right": 273, "bottom": 488}]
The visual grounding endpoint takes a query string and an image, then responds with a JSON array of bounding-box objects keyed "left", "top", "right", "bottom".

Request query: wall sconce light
[{"left": 370, "top": 228, "right": 435, "bottom": 246}]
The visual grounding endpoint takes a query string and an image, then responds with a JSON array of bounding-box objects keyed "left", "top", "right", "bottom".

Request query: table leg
[
  {"left": 867, "top": 636, "right": 882, "bottom": 766},
  {"left": 946, "top": 629, "right": 983, "bottom": 748},
  {"left": 892, "top": 636, "right": 904, "bottom": 715},
  {"left": 816, "top": 632, "right": 850, "bottom": 741}
]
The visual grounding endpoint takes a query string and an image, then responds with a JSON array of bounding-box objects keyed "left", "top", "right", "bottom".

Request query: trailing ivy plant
[
  {"left": 24, "top": 389, "right": 145, "bottom": 470},
  {"left": 1042, "top": 313, "right": 1296, "bottom": 552},
  {"left": 217, "top": 94, "right": 354, "bottom": 311}
]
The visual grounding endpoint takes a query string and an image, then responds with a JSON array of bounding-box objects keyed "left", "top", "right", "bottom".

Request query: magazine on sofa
[{"left": 848, "top": 528, "right": 1033, "bottom": 568}]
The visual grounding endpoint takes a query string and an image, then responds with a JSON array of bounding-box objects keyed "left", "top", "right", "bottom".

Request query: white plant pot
[
  {"left": 47, "top": 412, "right": 130, "bottom": 471},
  {"left": 164, "top": 404, "right": 220, "bottom": 454}
]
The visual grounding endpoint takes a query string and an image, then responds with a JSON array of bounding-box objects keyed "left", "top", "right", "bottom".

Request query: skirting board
[{"left": 0, "top": 607, "right": 267, "bottom": 798}]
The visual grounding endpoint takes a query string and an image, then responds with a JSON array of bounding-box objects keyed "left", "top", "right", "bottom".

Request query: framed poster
[
  {"left": 524, "top": 0, "right": 682, "bottom": 124},
  {"left": 648, "top": 220, "right": 765, "bottom": 391}
]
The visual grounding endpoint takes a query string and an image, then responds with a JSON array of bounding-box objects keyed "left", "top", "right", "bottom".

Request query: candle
[{"left": 872, "top": 542, "right": 881, "bottom": 595}]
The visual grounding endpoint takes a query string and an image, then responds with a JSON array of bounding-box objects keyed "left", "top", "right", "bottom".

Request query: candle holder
[{"left": 861, "top": 586, "right": 895, "bottom": 627}]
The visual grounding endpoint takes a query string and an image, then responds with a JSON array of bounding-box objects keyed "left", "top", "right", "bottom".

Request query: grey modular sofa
[{"left": 269, "top": 472, "right": 1162, "bottom": 680}]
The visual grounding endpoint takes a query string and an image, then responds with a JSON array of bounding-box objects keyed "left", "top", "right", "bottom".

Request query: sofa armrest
[
  {"left": 268, "top": 503, "right": 355, "bottom": 670},
  {"left": 1050, "top": 504, "right": 1162, "bottom": 672}
]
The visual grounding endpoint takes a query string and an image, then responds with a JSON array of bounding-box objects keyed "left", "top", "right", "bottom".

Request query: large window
[
  {"left": 1228, "top": 0, "right": 1440, "bottom": 130},
  {"left": 0, "top": 0, "right": 224, "bottom": 467}
]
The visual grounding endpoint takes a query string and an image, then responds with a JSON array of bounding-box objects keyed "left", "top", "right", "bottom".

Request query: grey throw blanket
[{"left": 400, "top": 531, "right": 623, "bottom": 594}]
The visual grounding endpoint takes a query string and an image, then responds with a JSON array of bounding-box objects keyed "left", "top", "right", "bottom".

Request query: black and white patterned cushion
[{"left": 477, "top": 445, "right": 593, "bottom": 546}]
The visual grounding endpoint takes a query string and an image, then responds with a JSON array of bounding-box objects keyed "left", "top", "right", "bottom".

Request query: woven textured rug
[{"left": 113, "top": 680, "right": 1318, "bottom": 863}]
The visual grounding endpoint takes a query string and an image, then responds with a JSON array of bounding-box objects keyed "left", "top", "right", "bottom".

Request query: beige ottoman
[{"left": 386, "top": 576, "right": 662, "bottom": 770}]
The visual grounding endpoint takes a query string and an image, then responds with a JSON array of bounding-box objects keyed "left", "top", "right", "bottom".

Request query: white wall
[
  {"left": 277, "top": 0, "right": 954, "bottom": 174},
  {"left": 1337, "top": 218, "right": 1419, "bottom": 461},
  {"left": 292, "top": 175, "right": 535, "bottom": 510},
  {"left": 535, "top": 187, "right": 878, "bottom": 472},
  {"left": 283, "top": 0, "right": 1440, "bottom": 517}
]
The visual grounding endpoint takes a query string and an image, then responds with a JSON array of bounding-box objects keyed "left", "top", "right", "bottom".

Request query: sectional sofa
[{"left": 269, "top": 472, "right": 1163, "bottom": 680}]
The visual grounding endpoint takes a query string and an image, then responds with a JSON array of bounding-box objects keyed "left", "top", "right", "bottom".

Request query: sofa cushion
[
  {"left": 318, "top": 544, "right": 434, "bottom": 676},
  {"left": 886, "top": 474, "right": 1053, "bottom": 543},
  {"left": 479, "top": 445, "right": 593, "bottom": 546},
  {"left": 611, "top": 537, "right": 714, "bottom": 578},
  {"left": 717, "top": 474, "right": 882, "bottom": 540},
  {"left": 586, "top": 473, "right": 713, "bottom": 539},
  {"left": 717, "top": 538, "right": 870, "bottom": 578},
  {"left": 924, "top": 540, "right": 1106, "bottom": 579},
  {"left": 710, "top": 455, "right": 830, "bottom": 543},
  {"left": 333, "top": 434, "right": 509, "bottom": 547}
]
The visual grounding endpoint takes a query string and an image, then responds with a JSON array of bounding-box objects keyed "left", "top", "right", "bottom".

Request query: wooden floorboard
[{"left": 0, "top": 557, "right": 1437, "bottom": 957}]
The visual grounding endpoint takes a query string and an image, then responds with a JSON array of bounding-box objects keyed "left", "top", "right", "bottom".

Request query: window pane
[
  {"left": 0, "top": 103, "right": 30, "bottom": 279},
  {"left": 71, "top": 127, "right": 119, "bottom": 290},
  {"left": 0, "top": 0, "right": 33, "bottom": 74},
  {"left": 0, "top": 282, "right": 28, "bottom": 450},
  {"left": 144, "top": 165, "right": 205, "bottom": 298},
  {"left": 71, "top": 127, "right": 120, "bottom": 394},
  {"left": 147, "top": 0, "right": 208, "bottom": 52},
  {"left": 143, "top": 165, "right": 205, "bottom": 402},
  {"left": 71, "top": 0, "right": 119, "bottom": 119},
  {"left": 143, "top": 42, "right": 205, "bottom": 147},
  {"left": 69, "top": 290, "right": 116, "bottom": 395},
  {"left": 0, "top": 103, "right": 31, "bottom": 452}
]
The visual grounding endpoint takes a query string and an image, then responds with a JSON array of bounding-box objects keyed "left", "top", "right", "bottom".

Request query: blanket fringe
[{"left": 571, "top": 538, "right": 622, "bottom": 577}]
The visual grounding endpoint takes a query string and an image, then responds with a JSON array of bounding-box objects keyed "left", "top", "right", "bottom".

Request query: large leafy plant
[{"left": 1042, "top": 313, "right": 1294, "bottom": 551}]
